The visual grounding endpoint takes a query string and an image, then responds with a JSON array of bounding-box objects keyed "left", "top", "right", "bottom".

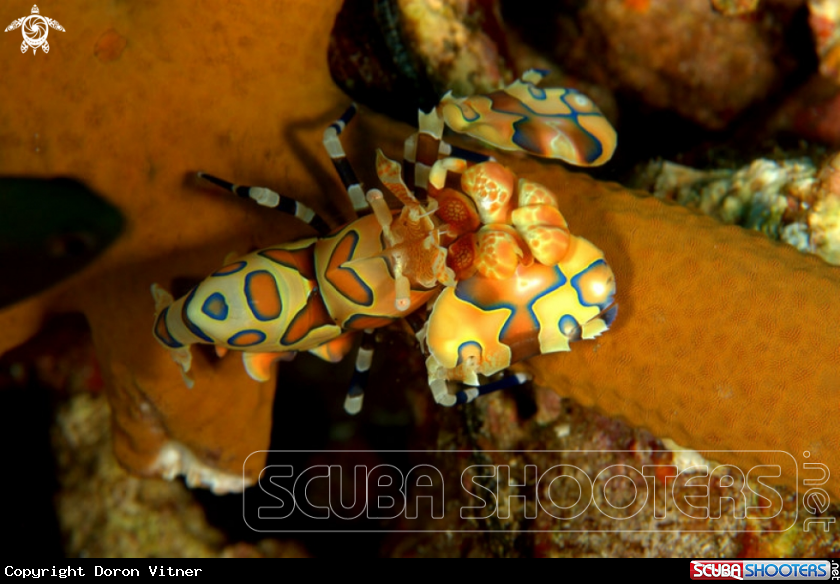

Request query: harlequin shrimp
[{"left": 152, "top": 70, "right": 618, "bottom": 413}]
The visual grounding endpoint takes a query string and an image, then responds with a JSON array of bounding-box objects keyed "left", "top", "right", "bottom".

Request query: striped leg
[
  {"left": 452, "top": 372, "right": 531, "bottom": 406},
  {"left": 344, "top": 329, "right": 375, "bottom": 415},
  {"left": 403, "top": 136, "right": 492, "bottom": 194},
  {"left": 402, "top": 109, "right": 444, "bottom": 201},
  {"left": 402, "top": 109, "right": 493, "bottom": 201},
  {"left": 323, "top": 103, "right": 368, "bottom": 212},
  {"left": 197, "top": 172, "right": 330, "bottom": 235},
  {"left": 428, "top": 371, "right": 532, "bottom": 407}
]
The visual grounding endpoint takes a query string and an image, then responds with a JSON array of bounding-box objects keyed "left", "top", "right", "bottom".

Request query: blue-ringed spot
[{"left": 228, "top": 329, "right": 267, "bottom": 347}]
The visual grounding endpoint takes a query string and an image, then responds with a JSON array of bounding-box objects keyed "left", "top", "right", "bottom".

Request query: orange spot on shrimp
[
  {"left": 259, "top": 245, "right": 317, "bottom": 280},
  {"left": 245, "top": 270, "right": 282, "bottom": 321},
  {"left": 325, "top": 231, "right": 374, "bottom": 306},
  {"left": 212, "top": 261, "right": 246, "bottom": 277},
  {"left": 281, "top": 292, "right": 334, "bottom": 346},
  {"left": 343, "top": 315, "right": 396, "bottom": 330},
  {"left": 228, "top": 330, "right": 266, "bottom": 347}
]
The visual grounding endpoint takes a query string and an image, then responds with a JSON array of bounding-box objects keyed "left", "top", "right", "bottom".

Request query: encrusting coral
[
  {"left": 0, "top": 0, "right": 354, "bottom": 492},
  {"left": 1, "top": 0, "right": 839, "bottom": 499},
  {"left": 516, "top": 156, "right": 840, "bottom": 500}
]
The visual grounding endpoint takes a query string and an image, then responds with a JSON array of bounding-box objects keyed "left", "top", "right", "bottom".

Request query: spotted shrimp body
[
  {"left": 153, "top": 211, "right": 442, "bottom": 385},
  {"left": 152, "top": 70, "right": 618, "bottom": 410}
]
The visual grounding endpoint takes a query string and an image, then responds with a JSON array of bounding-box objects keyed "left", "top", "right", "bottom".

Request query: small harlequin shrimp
[{"left": 152, "top": 70, "right": 618, "bottom": 412}]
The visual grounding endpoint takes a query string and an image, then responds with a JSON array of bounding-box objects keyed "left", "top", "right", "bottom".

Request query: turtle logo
[{"left": 4, "top": 5, "right": 65, "bottom": 55}]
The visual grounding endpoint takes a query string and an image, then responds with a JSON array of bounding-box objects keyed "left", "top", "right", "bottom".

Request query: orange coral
[
  {"left": 513, "top": 159, "right": 840, "bottom": 500},
  {"left": 1, "top": 0, "right": 839, "bottom": 500},
  {"left": 0, "top": 0, "right": 353, "bottom": 491}
]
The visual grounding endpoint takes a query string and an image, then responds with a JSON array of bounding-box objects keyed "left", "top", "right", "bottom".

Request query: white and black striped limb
[
  {"left": 401, "top": 114, "right": 492, "bottom": 200},
  {"left": 452, "top": 372, "right": 532, "bottom": 406},
  {"left": 344, "top": 329, "right": 376, "bottom": 415},
  {"left": 401, "top": 109, "right": 444, "bottom": 202},
  {"left": 197, "top": 172, "right": 330, "bottom": 234},
  {"left": 323, "top": 103, "right": 368, "bottom": 212}
]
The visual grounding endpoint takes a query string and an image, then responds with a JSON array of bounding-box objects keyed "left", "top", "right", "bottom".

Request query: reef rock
[{"left": 550, "top": 0, "right": 783, "bottom": 129}]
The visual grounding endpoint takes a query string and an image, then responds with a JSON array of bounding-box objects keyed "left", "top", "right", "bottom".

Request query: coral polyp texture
[
  {"left": 0, "top": 0, "right": 352, "bottom": 493},
  {"left": 1, "top": 0, "right": 839, "bottom": 500},
  {"left": 516, "top": 156, "right": 840, "bottom": 500}
]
